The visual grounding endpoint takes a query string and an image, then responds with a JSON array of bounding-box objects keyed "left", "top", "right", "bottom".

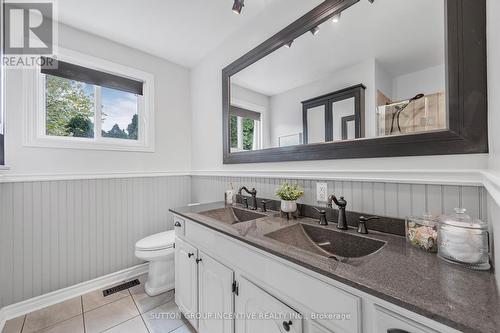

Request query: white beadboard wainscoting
[
  {"left": 0, "top": 175, "right": 191, "bottom": 309},
  {"left": 191, "top": 175, "right": 488, "bottom": 221}
]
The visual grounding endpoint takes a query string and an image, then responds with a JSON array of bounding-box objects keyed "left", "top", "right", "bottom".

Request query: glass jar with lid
[
  {"left": 405, "top": 213, "right": 439, "bottom": 252},
  {"left": 438, "top": 208, "right": 490, "bottom": 270}
]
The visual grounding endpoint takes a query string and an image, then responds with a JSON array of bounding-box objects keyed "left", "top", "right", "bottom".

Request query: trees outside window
[
  {"left": 45, "top": 75, "right": 139, "bottom": 141},
  {"left": 230, "top": 114, "right": 258, "bottom": 152}
]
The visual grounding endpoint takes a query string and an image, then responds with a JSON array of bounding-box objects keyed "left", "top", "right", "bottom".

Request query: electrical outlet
[{"left": 316, "top": 182, "right": 328, "bottom": 202}]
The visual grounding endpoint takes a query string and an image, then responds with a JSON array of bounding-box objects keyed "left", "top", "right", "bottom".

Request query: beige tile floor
[{"left": 2, "top": 274, "right": 195, "bottom": 333}]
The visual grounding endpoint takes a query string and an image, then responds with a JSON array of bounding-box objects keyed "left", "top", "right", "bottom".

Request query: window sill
[{"left": 24, "top": 137, "right": 155, "bottom": 153}]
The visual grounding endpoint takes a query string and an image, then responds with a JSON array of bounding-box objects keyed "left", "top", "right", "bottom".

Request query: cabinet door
[
  {"left": 374, "top": 305, "right": 439, "bottom": 333},
  {"left": 175, "top": 237, "right": 198, "bottom": 329},
  {"left": 310, "top": 321, "right": 336, "bottom": 333},
  {"left": 198, "top": 251, "right": 234, "bottom": 333},
  {"left": 235, "top": 277, "right": 303, "bottom": 333}
]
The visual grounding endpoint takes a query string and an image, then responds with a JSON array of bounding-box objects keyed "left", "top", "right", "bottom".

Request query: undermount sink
[
  {"left": 265, "top": 223, "right": 385, "bottom": 259},
  {"left": 199, "top": 207, "right": 266, "bottom": 224}
]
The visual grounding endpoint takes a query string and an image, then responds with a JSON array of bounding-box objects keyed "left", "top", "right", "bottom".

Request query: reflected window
[{"left": 230, "top": 106, "right": 261, "bottom": 152}]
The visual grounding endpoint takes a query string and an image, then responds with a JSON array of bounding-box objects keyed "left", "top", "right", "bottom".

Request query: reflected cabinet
[{"left": 302, "top": 85, "right": 365, "bottom": 144}]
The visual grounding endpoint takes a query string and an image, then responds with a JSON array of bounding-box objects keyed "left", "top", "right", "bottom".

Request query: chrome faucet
[
  {"left": 328, "top": 195, "right": 348, "bottom": 230},
  {"left": 238, "top": 186, "right": 258, "bottom": 210}
]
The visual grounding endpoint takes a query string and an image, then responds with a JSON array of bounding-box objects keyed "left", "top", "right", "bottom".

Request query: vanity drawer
[
  {"left": 173, "top": 215, "right": 186, "bottom": 237},
  {"left": 373, "top": 305, "right": 439, "bottom": 333}
]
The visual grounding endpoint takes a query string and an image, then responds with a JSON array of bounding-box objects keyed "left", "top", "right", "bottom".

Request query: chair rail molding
[
  {"left": 0, "top": 171, "right": 190, "bottom": 183},
  {"left": 190, "top": 169, "right": 485, "bottom": 186},
  {"left": 483, "top": 171, "right": 500, "bottom": 207}
]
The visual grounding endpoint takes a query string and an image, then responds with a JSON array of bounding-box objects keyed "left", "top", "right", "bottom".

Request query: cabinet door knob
[
  {"left": 196, "top": 258, "right": 203, "bottom": 264},
  {"left": 282, "top": 320, "right": 292, "bottom": 332},
  {"left": 174, "top": 221, "right": 182, "bottom": 227},
  {"left": 387, "top": 329, "right": 410, "bottom": 333},
  {"left": 188, "top": 253, "right": 194, "bottom": 258}
]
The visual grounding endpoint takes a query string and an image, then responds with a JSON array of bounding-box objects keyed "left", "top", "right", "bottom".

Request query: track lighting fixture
[
  {"left": 285, "top": 40, "right": 294, "bottom": 48},
  {"left": 332, "top": 12, "right": 341, "bottom": 23},
  {"left": 310, "top": 26, "right": 320, "bottom": 36},
  {"left": 232, "top": 0, "right": 244, "bottom": 14}
]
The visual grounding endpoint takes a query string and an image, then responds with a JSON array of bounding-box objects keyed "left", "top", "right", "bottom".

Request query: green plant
[{"left": 275, "top": 183, "right": 304, "bottom": 201}]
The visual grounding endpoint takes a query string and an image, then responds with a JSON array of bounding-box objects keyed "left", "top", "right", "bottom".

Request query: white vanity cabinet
[
  {"left": 175, "top": 237, "right": 199, "bottom": 329},
  {"left": 173, "top": 215, "right": 462, "bottom": 333},
  {"left": 235, "top": 277, "right": 303, "bottom": 333},
  {"left": 198, "top": 251, "right": 234, "bottom": 333},
  {"left": 175, "top": 236, "right": 235, "bottom": 333}
]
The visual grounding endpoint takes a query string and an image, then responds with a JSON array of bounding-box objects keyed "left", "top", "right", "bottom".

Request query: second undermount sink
[
  {"left": 265, "top": 223, "right": 385, "bottom": 259},
  {"left": 199, "top": 207, "right": 266, "bottom": 225}
]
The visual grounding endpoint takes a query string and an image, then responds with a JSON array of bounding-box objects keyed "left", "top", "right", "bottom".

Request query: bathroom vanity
[{"left": 170, "top": 203, "right": 499, "bottom": 333}]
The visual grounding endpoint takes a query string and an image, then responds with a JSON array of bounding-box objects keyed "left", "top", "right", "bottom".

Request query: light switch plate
[{"left": 316, "top": 182, "right": 328, "bottom": 202}]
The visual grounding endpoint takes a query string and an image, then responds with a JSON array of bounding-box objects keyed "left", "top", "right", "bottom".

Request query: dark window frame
[{"left": 222, "top": 0, "right": 488, "bottom": 164}]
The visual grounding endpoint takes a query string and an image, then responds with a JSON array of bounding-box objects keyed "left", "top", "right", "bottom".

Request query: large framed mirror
[{"left": 222, "top": 0, "right": 487, "bottom": 164}]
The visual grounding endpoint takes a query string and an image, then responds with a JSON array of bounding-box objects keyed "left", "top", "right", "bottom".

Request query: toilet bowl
[{"left": 135, "top": 230, "right": 175, "bottom": 296}]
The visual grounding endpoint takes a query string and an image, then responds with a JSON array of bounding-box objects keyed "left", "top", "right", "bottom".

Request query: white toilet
[{"left": 135, "top": 230, "right": 175, "bottom": 296}]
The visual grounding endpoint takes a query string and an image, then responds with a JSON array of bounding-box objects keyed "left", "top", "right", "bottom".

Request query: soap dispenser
[{"left": 225, "top": 183, "right": 235, "bottom": 205}]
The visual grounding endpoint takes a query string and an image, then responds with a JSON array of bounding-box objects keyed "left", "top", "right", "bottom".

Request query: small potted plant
[{"left": 276, "top": 182, "right": 304, "bottom": 213}]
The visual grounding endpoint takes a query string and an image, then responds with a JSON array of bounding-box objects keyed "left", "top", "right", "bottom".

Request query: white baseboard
[{"left": 0, "top": 263, "right": 149, "bottom": 331}]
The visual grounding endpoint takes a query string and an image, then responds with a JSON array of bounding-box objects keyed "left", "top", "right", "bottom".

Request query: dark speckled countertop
[{"left": 170, "top": 202, "right": 500, "bottom": 333}]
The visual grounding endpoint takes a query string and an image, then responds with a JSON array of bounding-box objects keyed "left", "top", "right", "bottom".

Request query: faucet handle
[
  {"left": 328, "top": 195, "right": 347, "bottom": 208},
  {"left": 312, "top": 207, "right": 328, "bottom": 226},
  {"left": 358, "top": 216, "right": 379, "bottom": 234},
  {"left": 242, "top": 197, "right": 249, "bottom": 209}
]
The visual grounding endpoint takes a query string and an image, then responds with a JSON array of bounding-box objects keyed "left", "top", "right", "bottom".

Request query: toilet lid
[{"left": 136, "top": 230, "right": 175, "bottom": 251}]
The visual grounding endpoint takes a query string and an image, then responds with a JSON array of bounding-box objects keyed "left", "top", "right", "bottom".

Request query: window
[
  {"left": 229, "top": 106, "right": 262, "bottom": 152},
  {"left": 24, "top": 49, "right": 155, "bottom": 152}
]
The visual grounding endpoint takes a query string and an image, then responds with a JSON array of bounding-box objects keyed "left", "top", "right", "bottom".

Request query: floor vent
[{"left": 102, "top": 279, "right": 140, "bottom": 297}]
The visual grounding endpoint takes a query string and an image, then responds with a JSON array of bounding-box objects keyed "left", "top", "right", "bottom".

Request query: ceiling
[
  {"left": 56, "top": 0, "right": 281, "bottom": 68},
  {"left": 232, "top": 0, "right": 446, "bottom": 96}
]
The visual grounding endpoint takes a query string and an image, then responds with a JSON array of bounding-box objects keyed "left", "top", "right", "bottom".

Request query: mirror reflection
[{"left": 229, "top": 0, "right": 446, "bottom": 152}]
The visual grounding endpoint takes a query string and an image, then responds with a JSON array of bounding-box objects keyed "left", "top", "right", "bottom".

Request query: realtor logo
[{"left": 3, "top": 1, "right": 53, "bottom": 54}]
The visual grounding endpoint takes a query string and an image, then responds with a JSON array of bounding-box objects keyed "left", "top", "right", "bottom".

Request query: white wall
[
  {"left": 190, "top": 2, "right": 488, "bottom": 172},
  {"left": 3, "top": 23, "right": 192, "bottom": 176},
  {"left": 488, "top": 0, "right": 500, "bottom": 174},
  {"left": 487, "top": 0, "right": 500, "bottom": 288},
  {"left": 392, "top": 65, "right": 446, "bottom": 102},
  {"left": 375, "top": 61, "right": 394, "bottom": 100}
]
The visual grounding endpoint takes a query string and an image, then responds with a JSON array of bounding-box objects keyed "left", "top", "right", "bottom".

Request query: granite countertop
[{"left": 170, "top": 202, "right": 500, "bottom": 333}]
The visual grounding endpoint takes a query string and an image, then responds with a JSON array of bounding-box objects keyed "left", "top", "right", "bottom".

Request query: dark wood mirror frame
[{"left": 222, "top": 0, "right": 487, "bottom": 164}]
